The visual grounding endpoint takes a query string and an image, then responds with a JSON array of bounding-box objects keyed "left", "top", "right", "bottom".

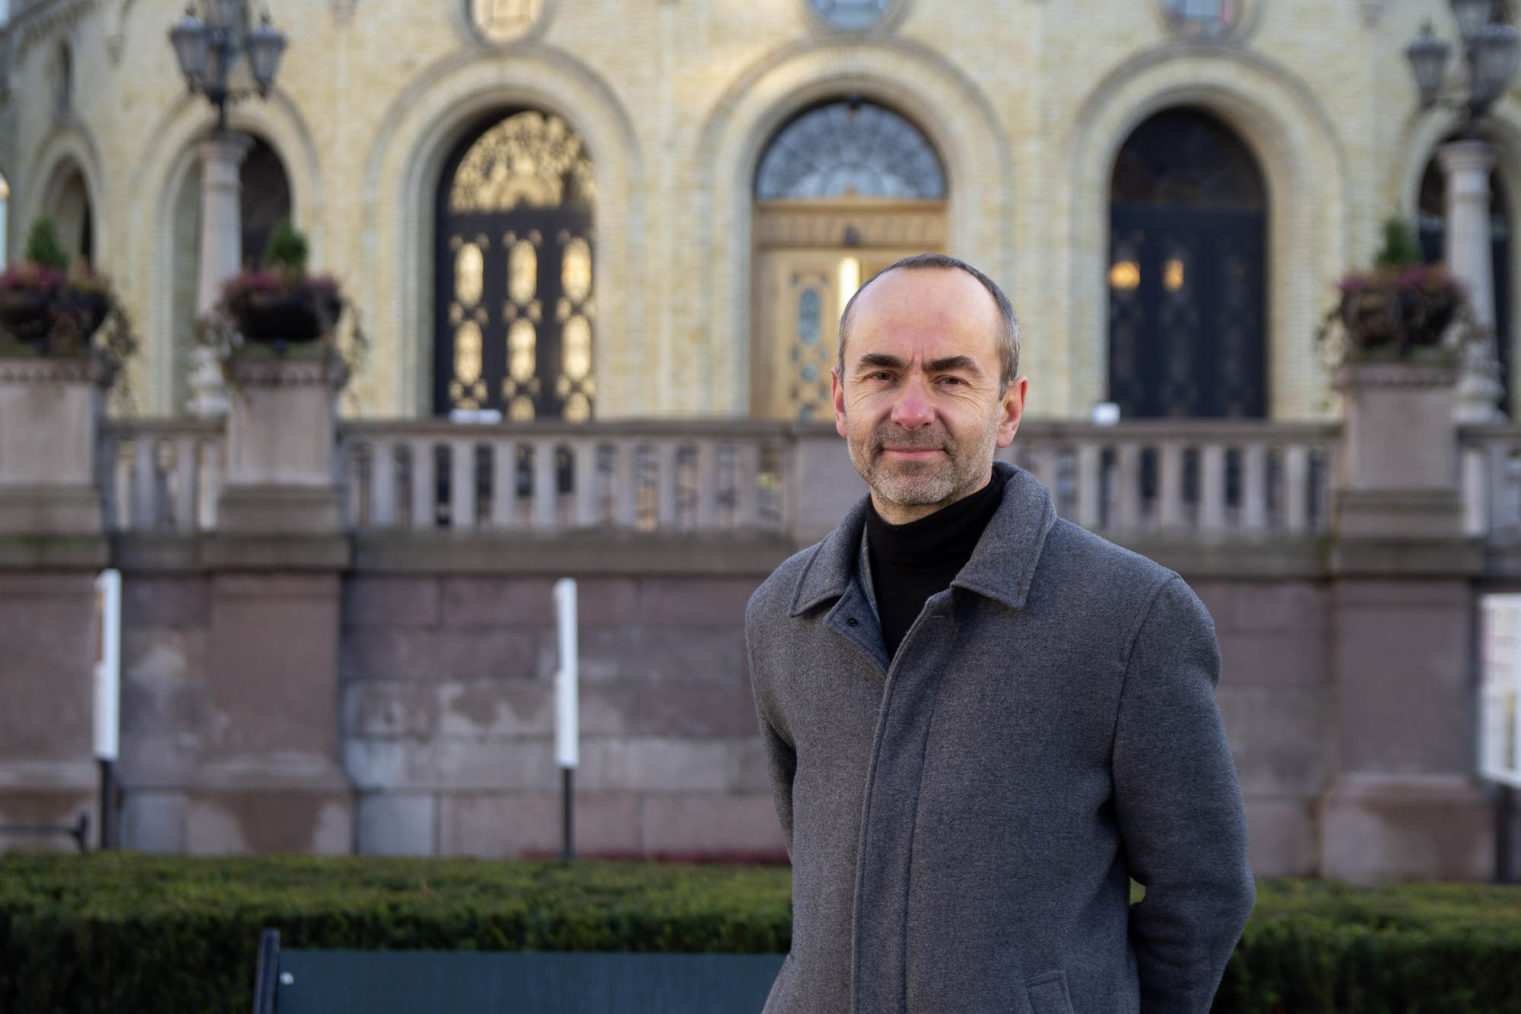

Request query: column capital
[{"left": 1437, "top": 137, "right": 1497, "bottom": 178}]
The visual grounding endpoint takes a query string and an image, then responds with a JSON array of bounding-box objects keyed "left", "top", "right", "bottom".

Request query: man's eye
[{"left": 939, "top": 376, "right": 965, "bottom": 385}]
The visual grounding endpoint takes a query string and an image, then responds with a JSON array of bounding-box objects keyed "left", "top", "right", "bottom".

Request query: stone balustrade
[{"left": 100, "top": 416, "right": 1348, "bottom": 542}]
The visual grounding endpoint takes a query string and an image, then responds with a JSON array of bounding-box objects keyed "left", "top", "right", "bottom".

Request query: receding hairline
[{"left": 836, "top": 254, "right": 1020, "bottom": 390}]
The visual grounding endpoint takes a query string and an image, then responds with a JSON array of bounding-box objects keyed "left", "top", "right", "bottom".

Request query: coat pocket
[{"left": 1026, "top": 970, "right": 1075, "bottom": 1014}]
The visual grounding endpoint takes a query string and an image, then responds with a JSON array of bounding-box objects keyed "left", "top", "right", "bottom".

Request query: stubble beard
[{"left": 848, "top": 422, "right": 997, "bottom": 513}]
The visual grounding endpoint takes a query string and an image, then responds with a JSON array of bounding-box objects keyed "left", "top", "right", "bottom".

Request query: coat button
[{"left": 846, "top": 617, "right": 859, "bottom": 626}]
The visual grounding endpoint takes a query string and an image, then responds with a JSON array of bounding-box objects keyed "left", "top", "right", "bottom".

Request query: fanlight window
[{"left": 755, "top": 100, "right": 945, "bottom": 201}]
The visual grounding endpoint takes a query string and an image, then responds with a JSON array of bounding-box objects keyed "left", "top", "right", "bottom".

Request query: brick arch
[
  {"left": 1064, "top": 48, "right": 1350, "bottom": 420},
  {"left": 696, "top": 38, "right": 1013, "bottom": 417},
  {"left": 361, "top": 48, "right": 641, "bottom": 418}
]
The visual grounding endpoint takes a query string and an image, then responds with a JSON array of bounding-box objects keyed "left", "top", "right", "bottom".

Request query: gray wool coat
[{"left": 746, "top": 463, "right": 1254, "bottom": 1014}]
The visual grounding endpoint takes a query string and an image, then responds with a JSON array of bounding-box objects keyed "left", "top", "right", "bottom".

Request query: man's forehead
[{"left": 846, "top": 267, "right": 1002, "bottom": 357}]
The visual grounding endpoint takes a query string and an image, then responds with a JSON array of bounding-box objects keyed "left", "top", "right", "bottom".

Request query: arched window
[
  {"left": 751, "top": 99, "right": 947, "bottom": 420},
  {"left": 52, "top": 165, "right": 92, "bottom": 266},
  {"left": 434, "top": 110, "right": 596, "bottom": 421},
  {"left": 1108, "top": 107, "right": 1267, "bottom": 418},
  {"left": 240, "top": 138, "right": 293, "bottom": 269},
  {"left": 1418, "top": 156, "right": 1511, "bottom": 415}
]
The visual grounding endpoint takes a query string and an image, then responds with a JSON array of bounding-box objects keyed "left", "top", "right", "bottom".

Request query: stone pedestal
[
  {"left": 190, "top": 353, "right": 354, "bottom": 854},
  {"left": 1323, "top": 358, "right": 1492, "bottom": 881},
  {"left": 0, "top": 356, "right": 110, "bottom": 536},
  {"left": 219, "top": 356, "right": 347, "bottom": 534},
  {"left": 0, "top": 356, "right": 111, "bottom": 849}
]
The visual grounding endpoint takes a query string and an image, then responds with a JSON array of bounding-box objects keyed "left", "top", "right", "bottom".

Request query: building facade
[{"left": 2, "top": 0, "right": 1515, "bottom": 424}]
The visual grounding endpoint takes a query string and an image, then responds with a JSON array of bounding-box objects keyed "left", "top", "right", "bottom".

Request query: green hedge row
[{"left": 2, "top": 854, "right": 1519, "bottom": 1013}]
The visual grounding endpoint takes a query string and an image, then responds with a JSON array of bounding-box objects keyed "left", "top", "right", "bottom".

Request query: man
[{"left": 746, "top": 254, "right": 1254, "bottom": 1014}]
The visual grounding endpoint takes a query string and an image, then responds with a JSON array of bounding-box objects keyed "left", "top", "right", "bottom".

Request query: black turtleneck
[{"left": 865, "top": 471, "right": 1009, "bottom": 659}]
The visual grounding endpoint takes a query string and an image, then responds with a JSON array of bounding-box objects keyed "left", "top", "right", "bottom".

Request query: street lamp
[
  {"left": 166, "top": 2, "right": 287, "bottom": 416},
  {"left": 1405, "top": 1, "right": 1520, "bottom": 421},
  {"left": 170, "top": 2, "right": 287, "bottom": 133}
]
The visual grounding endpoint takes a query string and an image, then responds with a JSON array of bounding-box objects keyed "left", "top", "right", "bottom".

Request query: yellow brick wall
[{"left": 0, "top": 0, "right": 1510, "bottom": 420}]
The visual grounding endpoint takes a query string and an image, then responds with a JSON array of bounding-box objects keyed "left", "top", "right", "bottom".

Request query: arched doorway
[
  {"left": 433, "top": 110, "right": 596, "bottom": 422},
  {"left": 1108, "top": 107, "right": 1267, "bottom": 418},
  {"left": 50, "top": 165, "right": 92, "bottom": 267},
  {"left": 168, "top": 136, "right": 293, "bottom": 409},
  {"left": 751, "top": 98, "right": 947, "bottom": 421},
  {"left": 240, "top": 137, "right": 293, "bottom": 269},
  {"left": 1418, "top": 155, "right": 1511, "bottom": 415}
]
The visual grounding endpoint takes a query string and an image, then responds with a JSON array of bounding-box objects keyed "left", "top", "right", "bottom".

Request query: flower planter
[
  {"left": 0, "top": 287, "right": 59, "bottom": 345},
  {"left": 1339, "top": 284, "right": 1459, "bottom": 353},
  {"left": 232, "top": 287, "right": 342, "bottom": 344}
]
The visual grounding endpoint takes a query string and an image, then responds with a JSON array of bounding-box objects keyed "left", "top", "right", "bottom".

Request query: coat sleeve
[
  {"left": 1111, "top": 576, "right": 1255, "bottom": 1014},
  {"left": 746, "top": 598, "right": 797, "bottom": 858}
]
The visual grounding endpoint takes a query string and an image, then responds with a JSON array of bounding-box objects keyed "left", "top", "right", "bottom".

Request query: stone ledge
[
  {"left": 1330, "top": 537, "right": 1485, "bottom": 576},
  {"left": 1106, "top": 535, "right": 1328, "bottom": 579},
  {"left": 352, "top": 530, "right": 800, "bottom": 576},
  {"left": 0, "top": 532, "right": 111, "bottom": 569}
]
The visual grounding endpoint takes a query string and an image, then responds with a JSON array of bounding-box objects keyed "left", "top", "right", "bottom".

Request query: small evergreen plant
[
  {"left": 263, "top": 219, "right": 309, "bottom": 276},
  {"left": 22, "top": 216, "right": 70, "bottom": 272},
  {"left": 1372, "top": 215, "right": 1422, "bottom": 271}
]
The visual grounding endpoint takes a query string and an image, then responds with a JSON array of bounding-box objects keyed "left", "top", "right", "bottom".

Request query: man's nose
[{"left": 890, "top": 377, "right": 936, "bottom": 427}]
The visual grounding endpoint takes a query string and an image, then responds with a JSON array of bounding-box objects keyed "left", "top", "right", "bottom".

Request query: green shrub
[
  {"left": 21, "top": 216, "right": 70, "bottom": 272},
  {"left": 3, "top": 856, "right": 1521, "bottom": 1013},
  {"left": 1373, "top": 214, "right": 1424, "bottom": 271},
  {"left": 262, "top": 218, "right": 309, "bottom": 275}
]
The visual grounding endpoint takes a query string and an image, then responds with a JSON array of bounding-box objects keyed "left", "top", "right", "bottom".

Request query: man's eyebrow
[
  {"left": 854, "top": 353, "right": 905, "bottom": 372},
  {"left": 927, "top": 355, "right": 982, "bottom": 374}
]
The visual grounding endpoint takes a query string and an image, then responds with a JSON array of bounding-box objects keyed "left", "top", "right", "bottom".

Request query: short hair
[{"left": 836, "top": 253, "right": 1021, "bottom": 393}]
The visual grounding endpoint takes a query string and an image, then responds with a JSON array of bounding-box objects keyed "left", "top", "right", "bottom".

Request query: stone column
[
  {"left": 1441, "top": 139, "right": 1505, "bottom": 423},
  {"left": 1322, "top": 360, "right": 1491, "bottom": 881},
  {"left": 185, "top": 133, "right": 253, "bottom": 420},
  {"left": 189, "top": 354, "right": 353, "bottom": 854},
  {"left": 0, "top": 356, "right": 112, "bottom": 849}
]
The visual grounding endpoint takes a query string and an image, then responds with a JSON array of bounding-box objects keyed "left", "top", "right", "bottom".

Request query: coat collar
[{"left": 788, "top": 460, "right": 1056, "bottom": 617}]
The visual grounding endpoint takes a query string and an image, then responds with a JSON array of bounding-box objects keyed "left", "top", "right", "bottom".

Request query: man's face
[{"left": 832, "top": 267, "right": 1026, "bottom": 525}]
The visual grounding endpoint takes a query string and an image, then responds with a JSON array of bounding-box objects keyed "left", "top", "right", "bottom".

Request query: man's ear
[
  {"left": 996, "top": 376, "right": 1027, "bottom": 448},
  {"left": 832, "top": 366, "right": 848, "bottom": 439}
]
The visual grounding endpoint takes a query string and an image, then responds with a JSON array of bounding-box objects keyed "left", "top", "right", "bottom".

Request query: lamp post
[
  {"left": 167, "top": 2, "right": 287, "bottom": 416},
  {"left": 1407, "top": 0, "right": 1520, "bottom": 421}
]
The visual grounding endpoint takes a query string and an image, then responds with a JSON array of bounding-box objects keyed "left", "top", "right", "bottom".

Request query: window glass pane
[
  {"left": 755, "top": 100, "right": 945, "bottom": 200},
  {"left": 1162, "top": 0, "right": 1239, "bottom": 39},
  {"left": 809, "top": 0, "right": 891, "bottom": 30}
]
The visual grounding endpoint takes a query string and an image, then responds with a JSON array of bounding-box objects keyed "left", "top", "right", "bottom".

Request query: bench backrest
[{"left": 252, "top": 929, "right": 785, "bottom": 1014}]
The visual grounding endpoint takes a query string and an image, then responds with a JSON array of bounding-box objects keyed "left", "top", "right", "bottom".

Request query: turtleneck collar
[{"left": 864, "top": 470, "right": 1010, "bottom": 570}]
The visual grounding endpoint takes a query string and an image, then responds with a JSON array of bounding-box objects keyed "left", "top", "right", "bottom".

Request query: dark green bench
[{"left": 251, "top": 929, "right": 785, "bottom": 1013}]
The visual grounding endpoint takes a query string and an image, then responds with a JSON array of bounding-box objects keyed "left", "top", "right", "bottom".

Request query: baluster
[
  {"left": 111, "top": 438, "right": 132, "bottom": 531},
  {"left": 1114, "top": 442, "right": 1141, "bottom": 532},
  {"left": 655, "top": 440, "right": 679, "bottom": 529},
  {"left": 1075, "top": 443, "right": 1102, "bottom": 529},
  {"left": 1027, "top": 443, "right": 1058, "bottom": 491},
  {"left": 1200, "top": 443, "right": 1226, "bottom": 533},
  {"left": 1463, "top": 444, "right": 1488, "bottom": 538},
  {"left": 1284, "top": 444, "right": 1309, "bottom": 534},
  {"left": 695, "top": 439, "right": 719, "bottom": 529},
  {"left": 451, "top": 439, "right": 477, "bottom": 529},
  {"left": 613, "top": 440, "right": 638, "bottom": 528},
  {"left": 489, "top": 440, "right": 513, "bottom": 528},
  {"left": 369, "top": 438, "right": 395, "bottom": 528},
  {"left": 132, "top": 437, "right": 156, "bottom": 531},
  {"left": 1242, "top": 443, "right": 1267, "bottom": 533},
  {"left": 573, "top": 439, "right": 599, "bottom": 527},
  {"left": 532, "top": 438, "right": 557, "bottom": 529},
  {"left": 199, "top": 439, "right": 222, "bottom": 531},
  {"left": 735, "top": 441, "right": 761, "bottom": 528},
  {"left": 410, "top": 439, "right": 435, "bottom": 530},
  {"left": 173, "top": 435, "right": 197, "bottom": 533},
  {"left": 1157, "top": 441, "right": 1185, "bottom": 531},
  {"left": 1496, "top": 442, "right": 1520, "bottom": 536}
]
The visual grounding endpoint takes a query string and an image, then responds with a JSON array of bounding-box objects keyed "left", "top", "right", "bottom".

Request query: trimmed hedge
[{"left": 2, "top": 854, "right": 1520, "bottom": 1013}]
